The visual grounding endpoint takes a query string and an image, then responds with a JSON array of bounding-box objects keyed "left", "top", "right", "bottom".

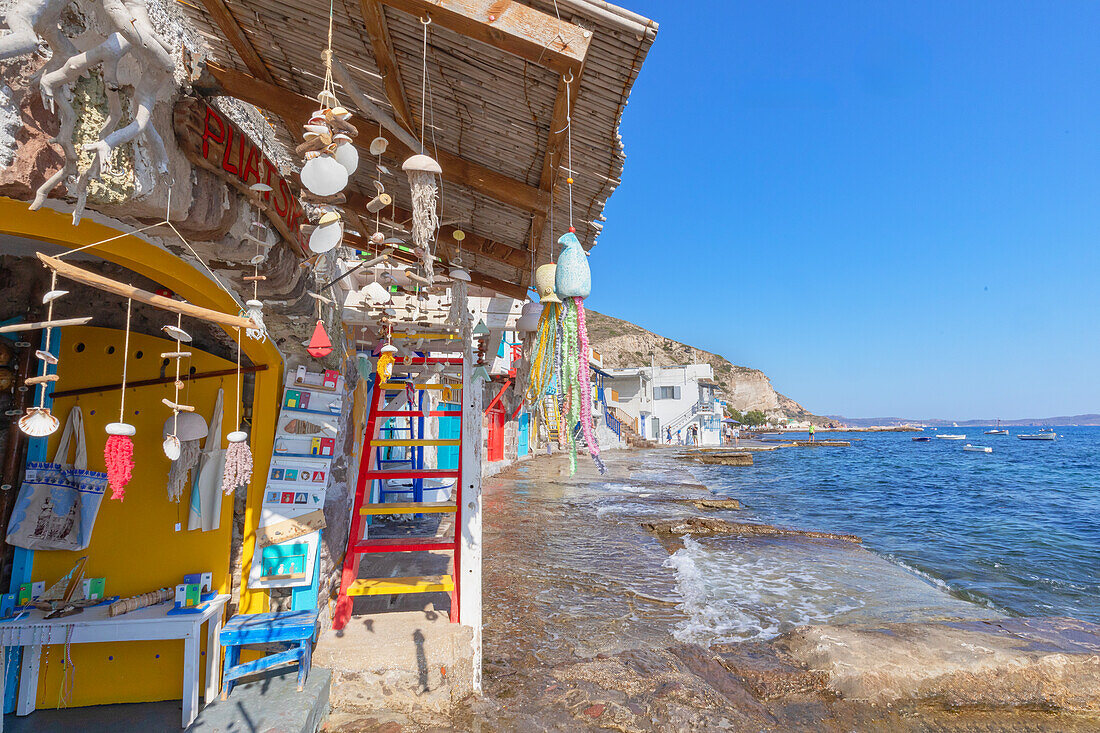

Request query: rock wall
[{"left": 586, "top": 310, "right": 823, "bottom": 423}]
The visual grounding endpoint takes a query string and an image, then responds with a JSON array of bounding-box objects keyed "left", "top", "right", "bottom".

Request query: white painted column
[{"left": 460, "top": 346, "right": 484, "bottom": 692}]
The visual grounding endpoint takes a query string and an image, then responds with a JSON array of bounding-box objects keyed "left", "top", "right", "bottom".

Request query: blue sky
[{"left": 587, "top": 1, "right": 1100, "bottom": 420}]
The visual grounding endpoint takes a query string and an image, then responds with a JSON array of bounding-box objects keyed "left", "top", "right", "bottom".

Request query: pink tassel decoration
[
  {"left": 575, "top": 298, "right": 605, "bottom": 473},
  {"left": 104, "top": 426, "right": 135, "bottom": 501},
  {"left": 222, "top": 430, "right": 253, "bottom": 495}
]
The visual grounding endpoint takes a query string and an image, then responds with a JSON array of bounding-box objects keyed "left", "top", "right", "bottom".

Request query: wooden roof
[{"left": 178, "top": 0, "right": 656, "bottom": 299}]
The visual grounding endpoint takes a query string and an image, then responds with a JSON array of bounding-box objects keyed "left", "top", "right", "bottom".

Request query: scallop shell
[
  {"left": 300, "top": 155, "right": 349, "bottom": 197},
  {"left": 163, "top": 434, "right": 181, "bottom": 461},
  {"left": 334, "top": 141, "right": 359, "bottom": 175},
  {"left": 18, "top": 407, "right": 59, "bottom": 437},
  {"left": 369, "top": 136, "right": 389, "bottom": 156}
]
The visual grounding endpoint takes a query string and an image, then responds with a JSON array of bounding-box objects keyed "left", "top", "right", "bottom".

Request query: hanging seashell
[
  {"left": 249, "top": 182, "right": 273, "bottom": 193},
  {"left": 363, "top": 280, "right": 391, "bottom": 304},
  {"left": 34, "top": 349, "right": 58, "bottom": 365},
  {"left": 449, "top": 265, "right": 471, "bottom": 282},
  {"left": 317, "top": 90, "right": 338, "bottom": 108},
  {"left": 249, "top": 254, "right": 266, "bottom": 266},
  {"left": 334, "top": 138, "right": 359, "bottom": 176},
  {"left": 162, "top": 324, "right": 192, "bottom": 343},
  {"left": 301, "top": 155, "right": 349, "bottom": 197},
  {"left": 370, "top": 231, "right": 385, "bottom": 245},
  {"left": 369, "top": 136, "right": 389, "bottom": 156},
  {"left": 42, "top": 290, "right": 68, "bottom": 304},
  {"left": 163, "top": 434, "right": 181, "bottom": 461},
  {"left": 18, "top": 406, "right": 59, "bottom": 437},
  {"left": 308, "top": 212, "right": 343, "bottom": 254}
]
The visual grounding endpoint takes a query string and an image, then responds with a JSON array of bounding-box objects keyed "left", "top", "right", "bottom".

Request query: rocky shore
[{"left": 330, "top": 448, "right": 1100, "bottom": 732}]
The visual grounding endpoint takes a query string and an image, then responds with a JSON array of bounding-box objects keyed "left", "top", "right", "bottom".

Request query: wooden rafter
[
  {"left": 379, "top": 0, "right": 591, "bottom": 76},
  {"left": 343, "top": 189, "right": 529, "bottom": 271},
  {"left": 200, "top": 62, "right": 549, "bottom": 215},
  {"left": 358, "top": 0, "right": 415, "bottom": 132},
  {"left": 198, "top": 0, "right": 274, "bottom": 84}
]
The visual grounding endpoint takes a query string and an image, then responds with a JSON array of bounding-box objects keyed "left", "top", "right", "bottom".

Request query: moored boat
[
  {"left": 963, "top": 444, "right": 992, "bottom": 453},
  {"left": 1018, "top": 431, "right": 1056, "bottom": 441},
  {"left": 984, "top": 429, "right": 1009, "bottom": 435},
  {"left": 912, "top": 436, "right": 931, "bottom": 442},
  {"left": 936, "top": 434, "right": 966, "bottom": 440}
]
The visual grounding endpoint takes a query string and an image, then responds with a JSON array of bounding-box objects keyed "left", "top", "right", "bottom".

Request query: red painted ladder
[{"left": 333, "top": 356, "right": 464, "bottom": 630}]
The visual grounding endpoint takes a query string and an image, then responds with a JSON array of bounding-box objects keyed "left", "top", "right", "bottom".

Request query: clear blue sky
[{"left": 587, "top": 1, "right": 1100, "bottom": 420}]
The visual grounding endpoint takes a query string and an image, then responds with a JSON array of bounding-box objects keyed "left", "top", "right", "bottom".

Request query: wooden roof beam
[
  {"left": 358, "top": 0, "right": 415, "bottom": 133},
  {"left": 200, "top": 62, "right": 549, "bottom": 215},
  {"left": 380, "top": 0, "right": 591, "bottom": 76},
  {"left": 198, "top": 0, "right": 275, "bottom": 84}
]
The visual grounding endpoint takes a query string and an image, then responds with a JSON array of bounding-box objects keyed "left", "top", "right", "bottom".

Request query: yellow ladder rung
[
  {"left": 360, "top": 502, "right": 457, "bottom": 515},
  {"left": 381, "top": 383, "right": 462, "bottom": 391},
  {"left": 346, "top": 575, "right": 454, "bottom": 596},
  {"left": 370, "top": 438, "right": 460, "bottom": 447}
]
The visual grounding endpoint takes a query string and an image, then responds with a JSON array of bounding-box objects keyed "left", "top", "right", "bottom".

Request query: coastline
[{"left": 463, "top": 447, "right": 1100, "bottom": 731}]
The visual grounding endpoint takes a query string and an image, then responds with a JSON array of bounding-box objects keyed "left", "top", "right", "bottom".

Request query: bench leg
[
  {"left": 220, "top": 645, "right": 240, "bottom": 701},
  {"left": 296, "top": 641, "right": 310, "bottom": 691}
]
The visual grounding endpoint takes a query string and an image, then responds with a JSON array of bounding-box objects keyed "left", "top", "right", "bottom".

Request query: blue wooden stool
[{"left": 219, "top": 609, "right": 320, "bottom": 699}]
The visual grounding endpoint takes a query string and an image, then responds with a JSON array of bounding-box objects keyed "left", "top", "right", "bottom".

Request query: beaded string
[{"left": 576, "top": 298, "right": 604, "bottom": 473}]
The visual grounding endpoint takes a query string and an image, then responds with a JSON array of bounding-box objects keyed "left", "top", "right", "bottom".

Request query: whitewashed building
[{"left": 605, "top": 364, "right": 725, "bottom": 445}]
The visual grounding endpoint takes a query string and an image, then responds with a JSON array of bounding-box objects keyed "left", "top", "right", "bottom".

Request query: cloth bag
[{"left": 5, "top": 406, "right": 108, "bottom": 551}]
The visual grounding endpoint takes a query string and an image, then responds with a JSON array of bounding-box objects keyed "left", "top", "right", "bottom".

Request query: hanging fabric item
[
  {"left": 188, "top": 388, "right": 226, "bottom": 531},
  {"left": 221, "top": 331, "right": 253, "bottom": 495},
  {"left": 105, "top": 297, "right": 137, "bottom": 500}
]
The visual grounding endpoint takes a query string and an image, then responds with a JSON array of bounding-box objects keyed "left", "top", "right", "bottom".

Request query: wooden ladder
[{"left": 333, "top": 356, "right": 464, "bottom": 630}]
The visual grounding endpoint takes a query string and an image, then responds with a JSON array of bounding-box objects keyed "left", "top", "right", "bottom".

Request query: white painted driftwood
[{"left": 0, "top": 0, "right": 176, "bottom": 219}]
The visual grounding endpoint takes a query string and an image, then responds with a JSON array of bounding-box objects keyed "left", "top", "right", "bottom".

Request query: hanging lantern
[
  {"left": 517, "top": 301, "right": 543, "bottom": 333},
  {"left": 307, "top": 320, "right": 333, "bottom": 358}
]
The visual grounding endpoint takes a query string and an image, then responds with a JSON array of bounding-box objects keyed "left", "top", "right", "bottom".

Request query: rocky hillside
[{"left": 586, "top": 310, "right": 825, "bottom": 423}]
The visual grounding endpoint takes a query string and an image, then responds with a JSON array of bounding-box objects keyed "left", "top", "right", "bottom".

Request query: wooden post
[{"left": 460, "top": 337, "right": 483, "bottom": 692}]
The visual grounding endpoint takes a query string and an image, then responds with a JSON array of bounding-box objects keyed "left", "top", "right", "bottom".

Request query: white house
[{"left": 605, "top": 363, "right": 724, "bottom": 445}]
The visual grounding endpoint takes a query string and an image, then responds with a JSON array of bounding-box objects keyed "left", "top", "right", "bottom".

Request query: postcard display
[{"left": 248, "top": 367, "right": 343, "bottom": 591}]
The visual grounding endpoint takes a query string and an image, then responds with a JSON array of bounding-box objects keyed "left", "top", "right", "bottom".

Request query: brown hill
[{"left": 586, "top": 310, "right": 826, "bottom": 424}]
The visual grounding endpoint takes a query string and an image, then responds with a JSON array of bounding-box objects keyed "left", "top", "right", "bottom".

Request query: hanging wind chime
[
  {"left": 17, "top": 274, "right": 69, "bottom": 437},
  {"left": 221, "top": 329, "right": 252, "bottom": 495},
  {"left": 105, "top": 297, "right": 136, "bottom": 500},
  {"left": 404, "top": 16, "right": 442, "bottom": 284},
  {"left": 161, "top": 316, "right": 207, "bottom": 502}
]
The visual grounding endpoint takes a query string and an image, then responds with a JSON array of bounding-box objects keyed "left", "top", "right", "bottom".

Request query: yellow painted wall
[
  {"left": 34, "top": 326, "right": 237, "bottom": 705},
  {"left": 0, "top": 198, "right": 286, "bottom": 705}
]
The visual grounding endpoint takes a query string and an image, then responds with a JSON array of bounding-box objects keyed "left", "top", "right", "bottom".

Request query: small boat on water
[
  {"left": 1018, "top": 431, "right": 1056, "bottom": 441},
  {"left": 936, "top": 434, "right": 966, "bottom": 440},
  {"left": 984, "top": 429, "right": 1009, "bottom": 435},
  {"left": 963, "top": 444, "right": 992, "bottom": 453},
  {"left": 912, "top": 436, "right": 931, "bottom": 442}
]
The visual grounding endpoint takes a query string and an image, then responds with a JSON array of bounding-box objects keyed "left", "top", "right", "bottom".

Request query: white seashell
[
  {"left": 42, "top": 290, "right": 68, "bottom": 304},
  {"left": 402, "top": 154, "right": 442, "bottom": 174},
  {"left": 449, "top": 266, "right": 471, "bottom": 282},
  {"left": 35, "top": 350, "right": 58, "bottom": 365},
  {"left": 18, "top": 407, "right": 59, "bottom": 437},
  {"left": 370, "top": 232, "right": 385, "bottom": 245},
  {"left": 105, "top": 422, "right": 136, "bottom": 437},
  {"left": 308, "top": 219, "right": 343, "bottom": 254},
  {"left": 376, "top": 164, "right": 391, "bottom": 176},
  {"left": 369, "top": 136, "right": 389, "bottom": 156},
  {"left": 162, "top": 324, "right": 192, "bottom": 343},
  {"left": 227, "top": 430, "right": 248, "bottom": 443},
  {"left": 304, "top": 123, "right": 330, "bottom": 137},
  {"left": 363, "top": 281, "right": 391, "bottom": 304},
  {"left": 162, "top": 434, "right": 181, "bottom": 461},
  {"left": 317, "top": 90, "right": 338, "bottom": 107},
  {"left": 300, "top": 155, "right": 349, "bottom": 197},
  {"left": 334, "top": 141, "right": 359, "bottom": 176},
  {"left": 249, "top": 254, "right": 266, "bottom": 265},
  {"left": 331, "top": 106, "right": 351, "bottom": 120},
  {"left": 249, "top": 183, "right": 273, "bottom": 193}
]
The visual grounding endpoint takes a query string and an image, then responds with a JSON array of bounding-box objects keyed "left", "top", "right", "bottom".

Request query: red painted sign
[{"left": 173, "top": 98, "right": 306, "bottom": 253}]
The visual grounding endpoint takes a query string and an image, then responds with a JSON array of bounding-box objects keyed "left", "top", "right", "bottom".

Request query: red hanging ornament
[{"left": 307, "top": 319, "right": 332, "bottom": 358}]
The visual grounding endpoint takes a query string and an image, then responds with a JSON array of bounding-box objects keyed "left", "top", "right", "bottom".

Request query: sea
[{"left": 675, "top": 426, "right": 1100, "bottom": 641}]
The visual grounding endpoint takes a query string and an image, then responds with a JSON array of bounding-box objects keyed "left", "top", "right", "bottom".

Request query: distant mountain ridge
[
  {"left": 829, "top": 415, "right": 1100, "bottom": 427},
  {"left": 585, "top": 310, "right": 827, "bottom": 423}
]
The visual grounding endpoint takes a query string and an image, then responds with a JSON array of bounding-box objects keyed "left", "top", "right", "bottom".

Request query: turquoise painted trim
[
  {"left": 291, "top": 530, "right": 321, "bottom": 611},
  {"left": 5, "top": 328, "right": 59, "bottom": 713}
]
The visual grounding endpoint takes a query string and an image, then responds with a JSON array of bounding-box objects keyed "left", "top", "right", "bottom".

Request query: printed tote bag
[{"left": 5, "top": 406, "right": 108, "bottom": 551}]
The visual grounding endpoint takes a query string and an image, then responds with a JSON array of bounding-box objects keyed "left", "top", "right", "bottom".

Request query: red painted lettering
[
  {"left": 242, "top": 144, "right": 261, "bottom": 186},
  {"left": 261, "top": 159, "right": 276, "bottom": 202},
  {"left": 201, "top": 106, "right": 225, "bottom": 159},
  {"left": 274, "top": 178, "right": 290, "bottom": 218},
  {"left": 221, "top": 126, "right": 239, "bottom": 175}
]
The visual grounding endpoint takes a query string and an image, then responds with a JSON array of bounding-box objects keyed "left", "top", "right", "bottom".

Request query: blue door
[
  {"left": 517, "top": 410, "right": 530, "bottom": 456},
  {"left": 438, "top": 402, "right": 460, "bottom": 469}
]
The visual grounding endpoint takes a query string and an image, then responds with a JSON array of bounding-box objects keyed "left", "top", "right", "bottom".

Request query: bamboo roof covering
[{"left": 177, "top": 0, "right": 657, "bottom": 299}]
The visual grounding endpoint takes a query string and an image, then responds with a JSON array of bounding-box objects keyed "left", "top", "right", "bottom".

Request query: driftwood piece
[{"left": 108, "top": 587, "right": 173, "bottom": 617}]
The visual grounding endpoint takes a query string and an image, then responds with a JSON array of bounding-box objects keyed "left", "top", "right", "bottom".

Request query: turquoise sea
[{"left": 699, "top": 426, "right": 1100, "bottom": 622}]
